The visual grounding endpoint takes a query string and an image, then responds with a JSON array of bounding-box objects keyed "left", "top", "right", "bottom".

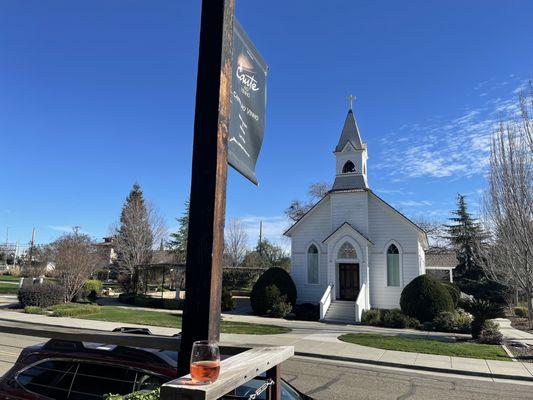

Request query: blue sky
[{"left": 1, "top": 1, "right": 532, "bottom": 248}]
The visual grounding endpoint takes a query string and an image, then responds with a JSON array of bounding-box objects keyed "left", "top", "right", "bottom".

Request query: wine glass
[{"left": 190, "top": 340, "right": 220, "bottom": 384}]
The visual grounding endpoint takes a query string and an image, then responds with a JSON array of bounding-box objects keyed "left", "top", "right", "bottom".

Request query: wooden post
[{"left": 177, "top": 0, "right": 235, "bottom": 377}]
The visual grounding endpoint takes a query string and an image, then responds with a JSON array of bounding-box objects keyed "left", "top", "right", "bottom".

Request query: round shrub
[
  {"left": 382, "top": 308, "right": 408, "bottom": 328},
  {"left": 442, "top": 282, "right": 461, "bottom": 308},
  {"left": 18, "top": 283, "right": 64, "bottom": 308},
  {"left": 432, "top": 311, "right": 456, "bottom": 332},
  {"left": 250, "top": 267, "right": 297, "bottom": 316},
  {"left": 361, "top": 309, "right": 382, "bottom": 326},
  {"left": 221, "top": 287, "right": 235, "bottom": 312},
  {"left": 514, "top": 306, "right": 528, "bottom": 318},
  {"left": 270, "top": 299, "right": 293, "bottom": 318},
  {"left": 455, "top": 309, "right": 473, "bottom": 333},
  {"left": 479, "top": 321, "right": 503, "bottom": 345},
  {"left": 405, "top": 316, "right": 421, "bottom": 330},
  {"left": 400, "top": 275, "right": 454, "bottom": 323}
]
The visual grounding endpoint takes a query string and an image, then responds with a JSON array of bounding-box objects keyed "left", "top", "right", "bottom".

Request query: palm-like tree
[{"left": 461, "top": 299, "right": 505, "bottom": 339}]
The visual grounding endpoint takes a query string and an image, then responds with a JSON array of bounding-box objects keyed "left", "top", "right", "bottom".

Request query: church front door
[{"left": 338, "top": 263, "right": 359, "bottom": 301}]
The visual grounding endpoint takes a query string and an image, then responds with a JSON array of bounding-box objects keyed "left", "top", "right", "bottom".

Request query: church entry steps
[{"left": 323, "top": 300, "right": 357, "bottom": 324}]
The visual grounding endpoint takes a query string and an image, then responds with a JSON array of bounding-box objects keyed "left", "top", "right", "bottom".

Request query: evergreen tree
[
  {"left": 243, "top": 238, "right": 290, "bottom": 270},
  {"left": 445, "top": 195, "right": 508, "bottom": 303},
  {"left": 115, "top": 183, "right": 153, "bottom": 294},
  {"left": 445, "top": 194, "right": 486, "bottom": 282},
  {"left": 168, "top": 200, "right": 189, "bottom": 264}
]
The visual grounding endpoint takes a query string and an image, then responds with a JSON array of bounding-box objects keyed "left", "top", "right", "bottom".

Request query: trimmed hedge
[
  {"left": 400, "top": 275, "right": 454, "bottom": 323},
  {"left": 361, "top": 308, "right": 420, "bottom": 329},
  {"left": 18, "top": 283, "right": 65, "bottom": 308},
  {"left": 250, "top": 267, "right": 297, "bottom": 316},
  {"left": 222, "top": 268, "right": 264, "bottom": 290},
  {"left": 118, "top": 293, "right": 183, "bottom": 310}
]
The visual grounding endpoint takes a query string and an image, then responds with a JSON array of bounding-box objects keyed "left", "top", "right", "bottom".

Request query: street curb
[
  {"left": 1, "top": 314, "right": 531, "bottom": 384},
  {"left": 293, "top": 351, "right": 533, "bottom": 383}
]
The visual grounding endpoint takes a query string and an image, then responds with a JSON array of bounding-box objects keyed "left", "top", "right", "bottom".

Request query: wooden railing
[
  {"left": 161, "top": 346, "right": 293, "bottom": 400},
  {"left": 319, "top": 284, "right": 333, "bottom": 320},
  {"left": 354, "top": 282, "right": 366, "bottom": 322}
]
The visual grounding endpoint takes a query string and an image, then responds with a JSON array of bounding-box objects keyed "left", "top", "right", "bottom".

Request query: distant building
[
  {"left": 95, "top": 236, "right": 118, "bottom": 267},
  {"left": 425, "top": 248, "right": 457, "bottom": 283}
]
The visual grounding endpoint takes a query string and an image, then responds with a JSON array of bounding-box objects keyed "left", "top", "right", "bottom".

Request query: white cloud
[
  {"left": 375, "top": 188, "right": 414, "bottom": 195},
  {"left": 376, "top": 80, "right": 527, "bottom": 180},
  {"left": 396, "top": 200, "right": 432, "bottom": 207},
  {"left": 48, "top": 225, "right": 75, "bottom": 233},
  {"left": 48, "top": 225, "right": 89, "bottom": 235}
]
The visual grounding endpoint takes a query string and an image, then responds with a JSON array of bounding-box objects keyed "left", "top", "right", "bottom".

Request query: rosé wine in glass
[{"left": 190, "top": 341, "right": 220, "bottom": 384}]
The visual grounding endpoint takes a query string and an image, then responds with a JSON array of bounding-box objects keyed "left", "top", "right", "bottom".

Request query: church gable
[
  {"left": 368, "top": 191, "right": 428, "bottom": 251},
  {"left": 284, "top": 195, "right": 331, "bottom": 240}
]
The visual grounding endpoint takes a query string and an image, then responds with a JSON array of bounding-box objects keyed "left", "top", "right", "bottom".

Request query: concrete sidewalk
[
  {"left": 0, "top": 310, "right": 532, "bottom": 382},
  {"left": 495, "top": 318, "right": 533, "bottom": 346},
  {"left": 95, "top": 297, "right": 469, "bottom": 342}
]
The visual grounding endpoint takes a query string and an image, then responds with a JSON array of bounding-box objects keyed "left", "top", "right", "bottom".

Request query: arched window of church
[
  {"left": 307, "top": 245, "right": 319, "bottom": 284},
  {"left": 387, "top": 244, "right": 400, "bottom": 287},
  {"left": 342, "top": 160, "right": 356, "bottom": 173},
  {"left": 337, "top": 242, "right": 356, "bottom": 259}
]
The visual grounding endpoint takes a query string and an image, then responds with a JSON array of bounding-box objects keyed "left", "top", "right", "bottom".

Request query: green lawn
[
  {"left": 0, "top": 275, "right": 20, "bottom": 282},
  {"left": 32, "top": 304, "right": 290, "bottom": 335},
  {"left": 339, "top": 333, "right": 510, "bottom": 361},
  {"left": 0, "top": 282, "right": 18, "bottom": 294}
]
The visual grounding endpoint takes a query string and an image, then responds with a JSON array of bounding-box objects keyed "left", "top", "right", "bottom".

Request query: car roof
[{"left": 37, "top": 340, "right": 178, "bottom": 369}]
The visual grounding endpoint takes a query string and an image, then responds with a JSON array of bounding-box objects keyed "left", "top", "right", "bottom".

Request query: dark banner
[{"left": 228, "top": 20, "right": 268, "bottom": 185}]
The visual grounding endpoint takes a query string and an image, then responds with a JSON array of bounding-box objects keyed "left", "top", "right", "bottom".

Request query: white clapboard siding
[
  {"left": 367, "top": 193, "right": 422, "bottom": 308},
  {"left": 290, "top": 197, "right": 331, "bottom": 303},
  {"left": 330, "top": 191, "right": 369, "bottom": 236}
]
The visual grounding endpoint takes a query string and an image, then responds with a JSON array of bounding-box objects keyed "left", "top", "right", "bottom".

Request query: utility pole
[
  {"left": 259, "top": 220, "right": 263, "bottom": 256},
  {"left": 4, "top": 227, "right": 8, "bottom": 267},
  {"left": 28, "top": 228, "right": 35, "bottom": 272},
  {"left": 177, "top": 0, "right": 235, "bottom": 377}
]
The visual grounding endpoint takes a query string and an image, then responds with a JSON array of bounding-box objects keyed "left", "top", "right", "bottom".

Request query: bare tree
[
  {"left": 285, "top": 182, "right": 331, "bottom": 222},
  {"left": 114, "top": 184, "right": 167, "bottom": 294},
  {"left": 478, "top": 89, "right": 533, "bottom": 324},
  {"left": 48, "top": 228, "right": 98, "bottom": 302},
  {"left": 518, "top": 81, "right": 533, "bottom": 152},
  {"left": 308, "top": 182, "right": 330, "bottom": 200},
  {"left": 411, "top": 217, "right": 450, "bottom": 249},
  {"left": 225, "top": 218, "right": 249, "bottom": 268}
]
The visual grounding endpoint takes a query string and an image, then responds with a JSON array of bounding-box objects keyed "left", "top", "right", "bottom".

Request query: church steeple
[
  {"left": 332, "top": 107, "right": 369, "bottom": 191},
  {"left": 335, "top": 109, "right": 363, "bottom": 152}
]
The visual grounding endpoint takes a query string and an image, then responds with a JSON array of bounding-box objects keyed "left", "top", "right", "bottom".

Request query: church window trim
[
  {"left": 385, "top": 241, "right": 402, "bottom": 287},
  {"left": 337, "top": 241, "right": 358, "bottom": 260},
  {"left": 306, "top": 243, "right": 320, "bottom": 285},
  {"left": 342, "top": 160, "right": 356, "bottom": 174}
]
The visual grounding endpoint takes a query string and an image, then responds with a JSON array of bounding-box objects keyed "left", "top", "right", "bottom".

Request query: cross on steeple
[{"left": 347, "top": 94, "right": 356, "bottom": 110}]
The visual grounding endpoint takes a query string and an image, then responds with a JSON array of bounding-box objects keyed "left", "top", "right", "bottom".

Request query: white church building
[{"left": 284, "top": 108, "right": 428, "bottom": 324}]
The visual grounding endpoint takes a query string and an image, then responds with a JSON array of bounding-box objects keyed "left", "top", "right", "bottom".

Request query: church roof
[
  {"left": 331, "top": 175, "right": 367, "bottom": 191},
  {"left": 335, "top": 109, "right": 363, "bottom": 152},
  {"left": 322, "top": 222, "right": 374, "bottom": 245}
]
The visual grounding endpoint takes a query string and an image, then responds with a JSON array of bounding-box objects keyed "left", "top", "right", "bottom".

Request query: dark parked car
[{"left": 0, "top": 339, "right": 311, "bottom": 400}]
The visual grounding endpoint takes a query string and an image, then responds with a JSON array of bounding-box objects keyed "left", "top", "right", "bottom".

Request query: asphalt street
[{"left": 1, "top": 333, "right": 532, "bottom": 399}]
